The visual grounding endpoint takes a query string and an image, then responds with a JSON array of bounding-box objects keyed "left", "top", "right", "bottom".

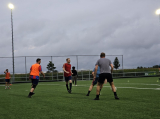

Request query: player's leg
[
  {"left": 5, "top": 80, "right": 7, "bottom": 89},
  {"left": 99, "top": 79, "right": 107, "bottom": 93},
  {"left": 7, "top": 80, "right": 11, "bottom": 89},
  {"left": 93, "top": 82, "right": 102, "bottom": 100},
  {"left": 86, "top": 77, "right": 98, "bottom": 96},
  {"left": 72, "top": 76, "right": 75, "bottom": 85},
  {"left": 28, "top": 79, "right": 38, "bottom": 98},
  {"left": 69, "top": 76, "right": 72, "bottom": 93},
  {"left": 65, "top": 77, "right": 69, "bottom": 91},
  {"left": 94, "top": 74, "right": 105, "bottom": 100},
  {"left": 86, "top": 83, "right": 94, "bottom": 96},
  {"left": 75, "top": 76, "right": 77, "bottom": 86}
]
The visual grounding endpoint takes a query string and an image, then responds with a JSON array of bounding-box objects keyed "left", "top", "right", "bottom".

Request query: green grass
[{"left": 0, "top": 77, "right": 160, "bottom": 119}]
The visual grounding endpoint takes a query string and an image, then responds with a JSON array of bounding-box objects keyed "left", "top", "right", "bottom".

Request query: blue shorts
[
  {"left": 92, "top": 77, "right": 99, "bottom": 86},
  {"left": 65, "top": 76, "right": 72, "bottom": 82},
  {"left": 31, "top": 79, "right": 39, "bottom": 85},
  {"left": 5, "top": 79, "right": 10, "bottom": 83}
]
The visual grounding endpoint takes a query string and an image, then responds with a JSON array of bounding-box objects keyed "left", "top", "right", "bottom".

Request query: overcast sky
[{"left": 0, "top": 0, "right": 160, "bottom": 73}]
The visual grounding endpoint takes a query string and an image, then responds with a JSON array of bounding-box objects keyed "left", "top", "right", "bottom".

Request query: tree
[
  {"left": 46, "top": 61, "right": 56, "bottom": 73},
  {"left": 113, "top": 57, "right": 120, "bottom": 70}
]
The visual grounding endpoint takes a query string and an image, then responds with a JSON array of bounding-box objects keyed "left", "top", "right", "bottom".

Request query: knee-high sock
[
  {"left": 66, "top": 84, "right": 69, "bottom": 90},
  {"left": 70, "top": 83, "right": 72, "bottom": 90}
]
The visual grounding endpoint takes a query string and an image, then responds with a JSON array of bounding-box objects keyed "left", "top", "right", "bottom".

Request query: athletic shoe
[
  {"left": 8, "top": 87, "right": 11, "bottom": 89},
  {"left": 69, "top": 90, "right": 72, "bottom": 94},
  {"left": 86, "top": 94, "right": 89, "bottom": 96},
  {"left": 28, "top": 95, "right": 31, "bottom": 98},
  {"left": 93, "top": 98, "right": 99, "bottom": 100},
  {"left": 5, "top": 88, "right": 7, "bottom": 89},
  {"left": 75, "top": 85, "right": 77, "bottom": 86},
  {"left": 115, "top": 96, "right": 119, "bottom": 100},
  {"left": 68, "top": 90, "right": 70, "bottom": 93},
  {"left": 31, "top": 92, "right": 35, "bottom": 96}
]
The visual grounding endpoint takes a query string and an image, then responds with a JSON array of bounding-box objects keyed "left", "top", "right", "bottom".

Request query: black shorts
[
  {"left": 31, "top": 79, "right": 39, "bottom": 85},
  {"left": 92, "top": 77, "right": 99, "bottom": 86},
  {"left": 98, "top": 73, "right": 113, "bottom": 84},
  {"left": 5, "top": 79, "right": 10, "bottom": 83}
]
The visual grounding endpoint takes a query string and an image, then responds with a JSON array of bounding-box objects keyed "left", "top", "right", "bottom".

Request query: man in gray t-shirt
[{"left": 93, "top": 52, "right": 119, "bottom": 100}]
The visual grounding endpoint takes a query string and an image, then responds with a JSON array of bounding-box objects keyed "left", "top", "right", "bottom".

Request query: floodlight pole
[{"left": 11, "top": 9, "right": 15, "bottom": 83}]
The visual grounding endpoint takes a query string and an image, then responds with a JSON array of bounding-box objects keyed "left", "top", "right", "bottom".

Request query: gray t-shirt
[{"left": 95, "top": 58, "right": 112, "bottom": 74}]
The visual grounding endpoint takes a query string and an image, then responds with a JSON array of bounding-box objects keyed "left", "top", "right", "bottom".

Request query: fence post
[
  {"left": 51, "top": 56, "right": 53, "bottom": 80},
  {"left": 82, "top": 70, "right": 83, "bottom": 80},
  {"left": 89, "top": 70, "right": 90, "bottom": 80},
  {"left": 25, "top": 56, "right": 27, "bottom": 81}
]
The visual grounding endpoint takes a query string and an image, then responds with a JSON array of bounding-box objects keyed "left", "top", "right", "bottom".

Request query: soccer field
[{"left": 0, "top": 77, "right": 160, "bottom": 119}]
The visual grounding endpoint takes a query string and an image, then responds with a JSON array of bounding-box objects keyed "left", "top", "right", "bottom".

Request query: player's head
[
  {"left": 72, "top": 66, "right": 75, "bottom": 70},
  {"left": 36, "top": 58, "right": 41, "bottom": 64},
  {"left": 6, "top": 69, "right": 8, "bottom": 72},
  {"left": 66, "top": 58, "right": 70, "bottom": 63},
  {"left": 100, "top": 52, "right": 105, "bottom": 58}
]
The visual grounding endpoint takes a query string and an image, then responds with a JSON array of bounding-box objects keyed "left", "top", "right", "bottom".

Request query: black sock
[
  {"left": 29, "top": 92, "right": 33, "bottom": 96},
  {"left": 114, "top": 92, "right": 117, "bottom": 96},
  {"left": 70, "top": 83, "right": 72, "bottom": 90},
  {"left": 87, "top": 91, "right": 91, "bottom": 95},
  {"left": 73, "top": 81, "right": 74, "bottom": 84},
  {"left": 96, "top": 95, "right": 99, "bottom": 98},
  {"left": 100, "top": 89, "right": 102, "bottom": 91},
  {"left": 66, "top": 84, "right": 69, "bottom": 90}
]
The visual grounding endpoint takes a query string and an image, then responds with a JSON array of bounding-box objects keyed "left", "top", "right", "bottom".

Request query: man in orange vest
[
  {"left": 4, "top": 69, "right": 11, "bottom": 89},
  {"left": 28, "top": 58, "right": 45, "bottom": 98}
]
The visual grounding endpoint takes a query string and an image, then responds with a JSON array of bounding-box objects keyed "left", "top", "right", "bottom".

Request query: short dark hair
[
  {"left": 72, "top": 66, "right": 75, "bottom": 69},
  {"left": 66, "top": 58, "right": 70, "bottom": 61},
  {"left": 36, "top": 58, "right": 41, "bottom": 62},
  {"left": 100, "top": 52, "right": 105, "bottom": 57}
]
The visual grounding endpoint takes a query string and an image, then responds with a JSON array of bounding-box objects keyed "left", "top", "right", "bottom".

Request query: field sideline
[{"left": 0, "top": 77, "right": 160, "bottom": 119}]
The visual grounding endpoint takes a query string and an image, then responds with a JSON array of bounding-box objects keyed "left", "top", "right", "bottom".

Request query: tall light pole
[
  {"left": 156, "top": 9, "right": 160, "bottom": 24},
  {"left": 8, "top": 3, "right": 15, "bottom": 83}
]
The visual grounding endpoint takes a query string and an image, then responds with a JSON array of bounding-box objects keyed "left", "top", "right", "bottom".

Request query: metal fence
[
  {"left": 0, "top": 55, "right": 123, "bottom": 83},
  {"left": 0, "top": 71, "right": 158, "bottom": 84}
]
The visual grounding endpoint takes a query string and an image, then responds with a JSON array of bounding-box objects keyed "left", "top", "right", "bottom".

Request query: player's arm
[
  {"left": 92, "top": 72, "right": 94, "bottom": 77},
  {"left": 62, "top": 64, "right": 69, "bottom": 73},
  {"left": 94, "top": 65, "right": 98, "bottom": 78},
  {"left": 110, "top": 64, "right": 114, "bottom": 73},
  {"left": 70, "top": 69, "right": 73, "bottom": 75},
  {"left": 40, "top": 71, "right": 45, "bottom": 78}
]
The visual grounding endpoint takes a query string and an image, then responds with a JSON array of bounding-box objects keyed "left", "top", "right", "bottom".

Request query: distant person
[
  {"left": 93, "top": 52, "right": 119, "bottom": 100},
  {"left": 63, "top": 58, "right": 73, "bottom": 93},
  {"left": 86, "top": 66, "right": 107, "bottom": 96},
  {"left": 72, "top": 66, "right": 78, "bottom": 86},
  {"left": 28, "top": 58, "right": 45, "bottom": 98},
  {"left": 4, "top": 69, "right": 11, "bottom": 89}
]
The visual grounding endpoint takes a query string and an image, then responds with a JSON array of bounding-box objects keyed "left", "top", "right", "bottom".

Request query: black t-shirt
[{"left": 72, "top": 70, "right": 77, "bottom": 76}]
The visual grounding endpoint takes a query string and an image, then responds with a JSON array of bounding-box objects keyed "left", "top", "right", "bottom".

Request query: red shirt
[{"left": 63, "top": 63, "right": 71, "bottom": 77}]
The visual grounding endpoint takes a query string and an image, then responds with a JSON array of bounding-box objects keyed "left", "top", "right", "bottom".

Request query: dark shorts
[
  {"left": 31, "top": 79, "right": 39, "bottom": 85},
  {"left": 98, "top": 73, "right": 113, "bottom": 84},
  {"left": 92, "top": 77, "right": 99, "bottom": 86},
  {"left": 65, "top": 76, "right": 72, "bottom": 82},
  {"left": 5, "top": 79, "right": 10, "bottom": 82}
]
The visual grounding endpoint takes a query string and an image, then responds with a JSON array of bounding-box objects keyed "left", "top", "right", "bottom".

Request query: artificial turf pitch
[{"left": 0, "top": 77, "right": 160, "bottom": 119}]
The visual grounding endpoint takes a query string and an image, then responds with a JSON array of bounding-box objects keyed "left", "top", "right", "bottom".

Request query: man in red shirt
[
  {"left": 28, "top": 58, "right": 45, "bottom": 98},
  {"left": 63, "top": 58, "right": 73, "bottom": 93},
  {"left": 4, "top": 69, "right": 11, "bottom": 89}
]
